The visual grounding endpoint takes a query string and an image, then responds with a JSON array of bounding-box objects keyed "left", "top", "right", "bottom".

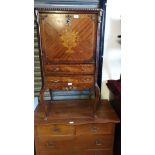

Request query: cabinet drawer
[
  {"left": 37, "top": 124, "right": 74, "bottom": 136},
  {"left": 39, "top": 149, "right": 112, "bottom": 155},
  {"left": 38, "top": 136, "right": 74, "bottom": 151},
  {"left": 45, "top": 76, "right": 94, "bottom": 90},
  {"left": 74, "top": 135, "right": 113, "bottom": 149},
  {"left": 76, "top": 123, "right": 113, "bottom": 135},
  {"left": 44, "top": 64, "right": 95, "bottom": 75}
]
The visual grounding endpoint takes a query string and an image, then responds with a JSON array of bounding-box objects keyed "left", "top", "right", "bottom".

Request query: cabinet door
[{"left": 39, "top": 13, "right": 98, "bottom": 63}]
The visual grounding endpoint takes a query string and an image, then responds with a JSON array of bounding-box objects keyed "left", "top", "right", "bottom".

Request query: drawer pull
[
  {"left": 95, "top": 140, "right": 103, "bottom": 146},
  {"left": 91, "top": 126, "right": 98, "bottom": 132},
  {"left": 51, "top": 68, "right": 60, "bottom": 71},
  {"left": 52, "top": 127, "right": 60, "bottom": 133},
  {"left": 45, "top": 141, "right": 55, "bottom": 148},
  {"left": 63, "top": 86, "right": 77, "bottom": 91},
  {"left": 50, "top": 80, "right": 59, "bottom": 83}
]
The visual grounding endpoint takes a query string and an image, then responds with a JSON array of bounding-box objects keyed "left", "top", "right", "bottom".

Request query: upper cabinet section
[{"left": 37, "top": 11, "right": 100, "bottom": 63}]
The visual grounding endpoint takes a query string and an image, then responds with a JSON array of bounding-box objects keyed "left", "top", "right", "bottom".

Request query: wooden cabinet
[
  {"left": 34, "top": 8, "right": 120, "bottom": 155},
  {"left": 35, "top": 8, "right": 102, "bottom": 117},
  {"left": 35, "top": 100, "right": 120, "bottom": 155}
]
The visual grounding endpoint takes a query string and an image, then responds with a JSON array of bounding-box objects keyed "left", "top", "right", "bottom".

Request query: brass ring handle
[
  {"left": 95, "top": 140, "right": 103, "bottom": 146},
  {"left": 45, "top": 141, "right": 55, "bottom": 148}
]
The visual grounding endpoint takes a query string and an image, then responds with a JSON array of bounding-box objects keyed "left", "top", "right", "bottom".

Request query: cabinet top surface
[{"left": 34, "top": 100, "right": 120, "bottom": 125}]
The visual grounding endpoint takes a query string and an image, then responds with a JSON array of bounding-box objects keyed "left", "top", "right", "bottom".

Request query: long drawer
[
  {"left": 45, "top": 76, "right": 94, "bottom": 90},
  {"left": 44, "top": 64, "right": 95, "bottom": 75},
  {"left": 39, "top": 149, "right": 112, "bottom": 155}
]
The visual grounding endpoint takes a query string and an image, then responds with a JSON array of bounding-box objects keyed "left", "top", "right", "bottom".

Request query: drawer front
[
  {"left": 45, "top": 76, "right": 94, "bottom": 90},
  {"left": 76, "top": 123, "right": 114, "bottom": 135},
  {"left": 39, "top": 149, "right": 112, "bottom": 155},
  {"left": 74, "top": 135, "right": 113, "bottom": 149},
  {"left": 44, "top": 64, "right": 95, "bottom": 75},
  {"left": 37, "top": 124, "right": 74, "bottom": 136},
  {"left": 37, "top": 136, "right": 74, "bottom": 151}
]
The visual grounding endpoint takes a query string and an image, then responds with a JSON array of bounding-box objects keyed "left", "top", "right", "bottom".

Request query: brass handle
[
  {"left": 50, "top": 80, "right": 59, "bottom": 83},
  {"left": 95, "top": 140, "right": 103, "bottom": 146},
  {"left": 45, "top": 141, "right": 55, "bottom": 148},
  {"left": 91, "top": 126, "right": 98, "bottom": 132},
  {"left": 81, "top": 78, "right": 90, "bottom": 82},
  {"left": 52, "top": 127, "right": 60, "bottom": 133},
  {"left": 51, "top": 68, "right": 60, "bottom": 71},
  {"left": 63, "top": 86, "right": 77, "bottom": 91}
]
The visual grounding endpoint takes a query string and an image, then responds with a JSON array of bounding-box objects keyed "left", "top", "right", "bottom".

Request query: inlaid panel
[{"left": 39, "top": 13, "right": 98, "bottom": 63}]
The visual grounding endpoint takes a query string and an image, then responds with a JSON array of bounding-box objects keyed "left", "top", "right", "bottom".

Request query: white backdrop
[{"left": 101, "top": 0, "right": 121, "bottom": 99}]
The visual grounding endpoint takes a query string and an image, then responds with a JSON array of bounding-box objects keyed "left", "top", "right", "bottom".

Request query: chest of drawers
[
  {"left": 35, "top": 8, "right": 103, "bottom": 118},
  {"left": 35, "top": 100, "right": 120, "bottom": 155}
]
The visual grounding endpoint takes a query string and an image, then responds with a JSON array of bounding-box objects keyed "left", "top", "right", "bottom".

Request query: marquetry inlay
[{"left": 60, "top": 28, "right": 79, "bottom": 53}]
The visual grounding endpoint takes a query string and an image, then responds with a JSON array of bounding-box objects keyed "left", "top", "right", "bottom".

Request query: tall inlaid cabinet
[{"left": 34, "top": 8, "right": 120, "bottom": 155}]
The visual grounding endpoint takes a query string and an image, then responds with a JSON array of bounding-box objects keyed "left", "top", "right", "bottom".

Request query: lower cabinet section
[
  {"left": 39, "top": 149, "right": 113, "bottom": 155},
  {"left": 35, "top": 101, "right": 120, "bottom": 155},
  {"left": 35, "top": 124, "right": 115, "bottom": 155}
]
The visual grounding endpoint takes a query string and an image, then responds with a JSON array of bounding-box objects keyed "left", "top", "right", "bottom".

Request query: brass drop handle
[
  {"left": 91, "top": 126, "right": 98, "bottom": 132},
  {"left": 95, "top": 140, "right": 103, "bottom": 146},
  {"left": 52, "top": 127, "right": 60, "bottom": 133},
  {"left": 45, "top": 141, "right": 55, "bottom": 148}
]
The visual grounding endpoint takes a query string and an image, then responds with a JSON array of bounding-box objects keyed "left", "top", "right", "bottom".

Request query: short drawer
[
  {"left": 74, "top": 135, "right": 113, "bottom": 149},
  {"left": 76, "top": 123, "right": 114, "bottom": 135},
  {"left": 36, "top": 124, "right": 74, "bottom": 136},
  {"left": 37, "top": 136, "right": 74, "bottom": 151},
  {"left": 45, "top": 76, "right": 94, "bottom": 90},
  {"left": 44, "top": 64, "right": 95, "bottom": 75}
]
